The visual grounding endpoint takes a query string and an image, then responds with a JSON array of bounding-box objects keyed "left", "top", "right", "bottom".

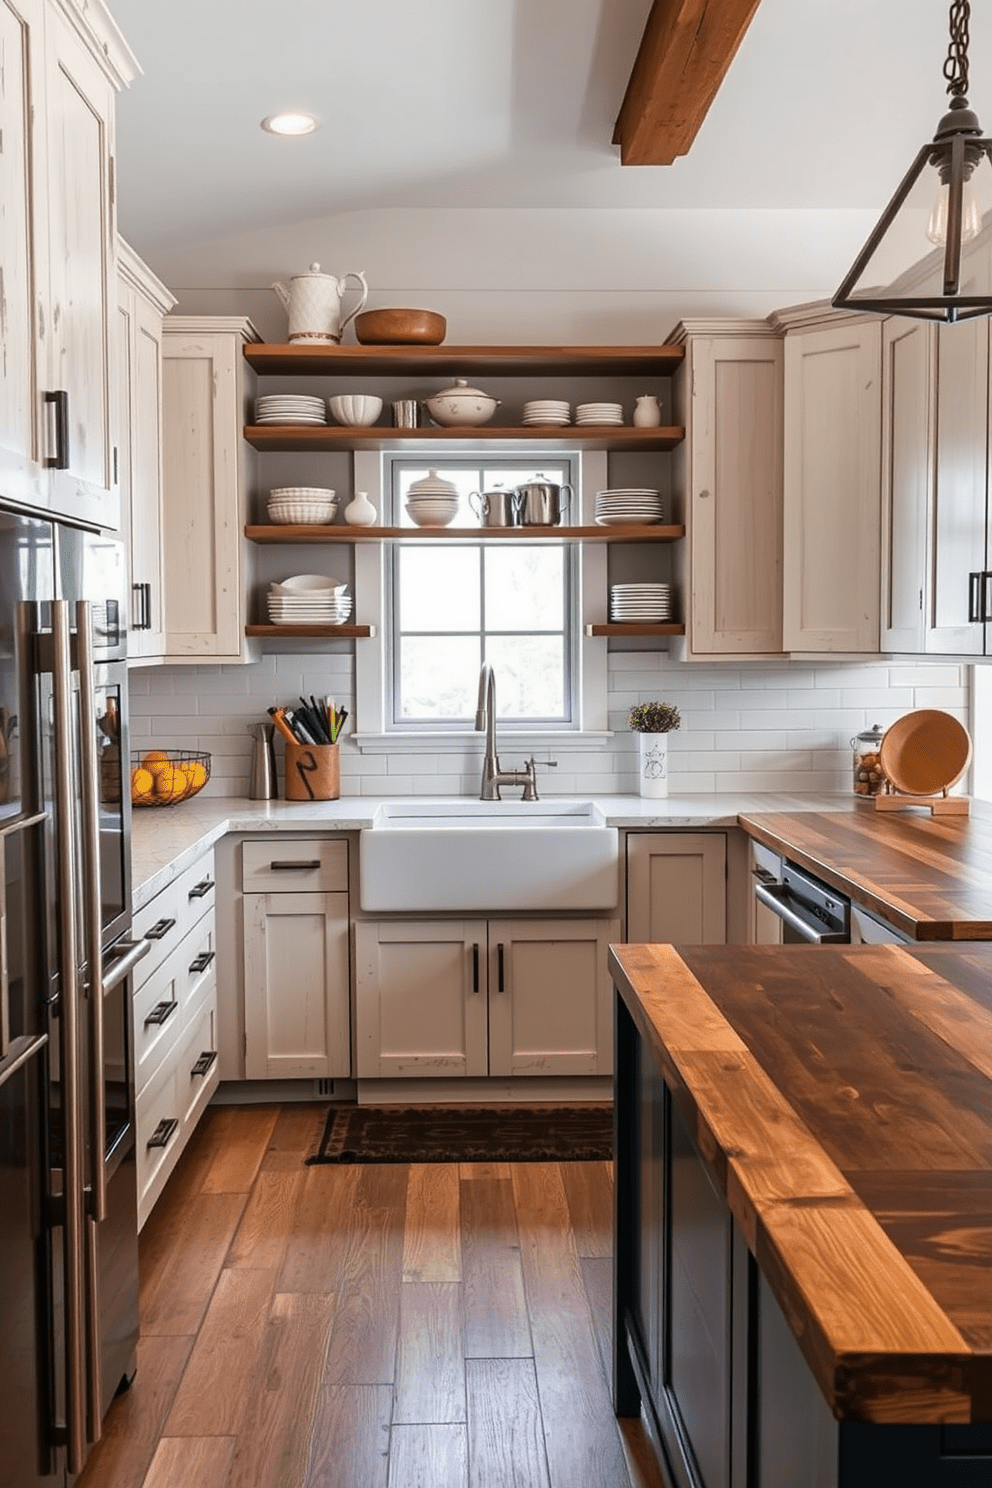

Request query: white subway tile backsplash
[{"left": 129, "top": 653, "right": 970, "bottom": 797}]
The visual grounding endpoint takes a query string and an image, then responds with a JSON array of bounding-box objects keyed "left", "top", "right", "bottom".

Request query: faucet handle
[{"left": 523, "top": 756, "right": 557, "bottom": 801}]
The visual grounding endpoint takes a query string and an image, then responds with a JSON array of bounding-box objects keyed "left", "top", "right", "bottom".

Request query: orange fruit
[
  {"left": 187, "top": 762, "right": 207, "bottom": 791},
  {"left": 130, "top": 766, "right": 154, "bottom": 800},
  {"left": 142, "top": 749, "right": 171, "bottom": 778},
  {"left": 154, "top": 765, "right": 187, "bottom": 799}
]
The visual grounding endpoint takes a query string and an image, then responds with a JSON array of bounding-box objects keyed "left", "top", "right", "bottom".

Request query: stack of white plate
[
  {"left": 267, "top": 575, "right": 352, "bottom": 626},
  {"left": 522, "top": 400, "right": 571, "bottom": 426},
  {"left": 576, "top": 402, "right": 624, "bottom": 426},
  {"left": 595, "top": 488, "right": 665, "bottom": 525},
  {"left": 267, "top": 487, "right": 337, "bottom": 524},
  {"left": 254, "top": 393, "right": 327, "bottom": 426},
  {"left": 609, "top": 583, "right": 672, "bottom": 622}
]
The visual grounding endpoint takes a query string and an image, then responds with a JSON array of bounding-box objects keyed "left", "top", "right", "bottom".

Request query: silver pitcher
[
  {"left": 248, "top": 721, "right": 277, "bottom": 800},
  {"left": 514, "top": 476, "right": 573, "bottom": 526},
  {"left": 469, "top": 488, "right": 517, "bottom": 527}
]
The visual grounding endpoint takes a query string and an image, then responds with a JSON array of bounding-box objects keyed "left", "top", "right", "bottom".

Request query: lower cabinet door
[
  {"left": 627, "top": 833, "right": 727, "bottom": 945},
  {"left": 487, "top": 917, "right": 618, "bottom": 1077},
  {"left": 243, "top": 890, "right": 350, "bottom": 1079},
  {"left": 354, "top": 919, "right": 489, "bottom": 1078}
]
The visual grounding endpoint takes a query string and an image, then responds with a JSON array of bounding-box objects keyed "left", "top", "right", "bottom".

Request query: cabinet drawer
[
  {"left": 177, "top": 997, "right": 220, "bottom": 1132},
  {"left": 133, "top": 849, "right": 217, "bottom": 989},
  {"left": 136, "top": 1062, "right": 182, "bottom": 1225},
  {"left": 241, "top": 838, "right": 347, "bottom": 893},
  {"left": 133, "top": 909, "right": 216, "bottom": 1094}
]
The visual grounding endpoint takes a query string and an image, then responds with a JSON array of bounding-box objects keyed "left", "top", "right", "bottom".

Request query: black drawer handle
[
  {"left": 188, "top": 878, "right": 214, "bottom": 899},
  {"left": 497, "top": 942, "right": 505, "bottom": 993},
  {"left": 190, "top": 1049, "right": 218, "bottom": 1079},
  {"left": 146, "top": 1117, "right": 178, "bottom": 1151},
  {"left": 144, "top": 917, "right": 176, "bottom": 941},
  {"left": 143, "top": 998, "right": 178, "bottom": 1028},
  {"left": 268, "top": 859, "right": 322, "bottom": 871},
  {"left": 472, "top": 942, "right": 480, "bottom": 993},
  {"left": 188, "top": 950, "right": 216, "bottom": 975}
]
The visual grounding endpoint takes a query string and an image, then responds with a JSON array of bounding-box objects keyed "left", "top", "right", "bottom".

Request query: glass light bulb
[
  {"left": 926, "top": 180, "right": 982, "bottom": 245},
  {"left": 261, "top": 112, "right": 319, "bottom": 137}
]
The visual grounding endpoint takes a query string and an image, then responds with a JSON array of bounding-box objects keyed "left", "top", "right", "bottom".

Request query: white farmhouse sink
[{"left": 359, "top": 800, "right": 619, "bottom": 912}]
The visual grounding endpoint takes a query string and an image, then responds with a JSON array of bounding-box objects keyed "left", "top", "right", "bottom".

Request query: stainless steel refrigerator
[{"left": 0, "top": 508, "right": 146, "bottom": 1486}]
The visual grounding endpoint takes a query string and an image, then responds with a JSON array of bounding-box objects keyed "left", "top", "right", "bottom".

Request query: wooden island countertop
[
  {"left": 610, "top": 938, "right": 992, "bottom": 1426},
  {"left": 738, "top": 804, "right": 992, "bottom": 939}
]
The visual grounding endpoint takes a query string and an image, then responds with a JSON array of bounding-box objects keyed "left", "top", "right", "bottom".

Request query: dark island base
[{"left": 613, "top": 995, "right": 992, "bottom": 1488}]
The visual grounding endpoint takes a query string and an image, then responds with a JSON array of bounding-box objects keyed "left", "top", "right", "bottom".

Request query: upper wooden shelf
[
  {"left": 243, "top": 342, "right": 685, "bottom": 378},
  {"left": 244, "top": 424, "right": 685, "bottom": 453},
  {"left": 245, "top": 523, "right": 685, "bottom": 544}
]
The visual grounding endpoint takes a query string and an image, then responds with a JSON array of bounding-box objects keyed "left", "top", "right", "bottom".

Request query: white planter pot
[{"left": 637, "top": 732, "right": 669, "bottom": 798}]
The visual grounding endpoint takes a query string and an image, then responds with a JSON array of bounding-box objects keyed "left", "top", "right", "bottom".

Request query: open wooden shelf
[
  {"left": 585, "top": 623, "right": 684, "bottom": 637},
  {"left": 243, "top": 424, "right": 685, "bottom": 453},
  {"left": 245, "top": 624, "right": 376, "bottom": 639},
  {"left": 244, "top": 343, "right": 685, "bottom": 378},
  {"left": 245, "top": 523, "right": 685, "bottom": 544}
]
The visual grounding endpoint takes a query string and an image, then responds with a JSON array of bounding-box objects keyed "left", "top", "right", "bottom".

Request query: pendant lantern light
[{"left": 833, "top": 0, "right": 992, "bottom": 323}]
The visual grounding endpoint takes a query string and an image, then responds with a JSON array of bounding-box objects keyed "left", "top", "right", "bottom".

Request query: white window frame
[{"left": 352, "top": 448, "right": 610, "bottom": 754}]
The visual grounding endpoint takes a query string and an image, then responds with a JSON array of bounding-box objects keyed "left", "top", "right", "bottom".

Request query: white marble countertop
[{"left": 130, "top": 791, "right": 849, "bottom": 910}]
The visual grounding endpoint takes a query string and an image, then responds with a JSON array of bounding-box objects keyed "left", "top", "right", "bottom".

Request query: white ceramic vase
[
  {"left": 343, "top": 491, "right": 377, "bottom": 526},
  {"left": 637, "top": 731, "right": 669, "bottom": 797}
]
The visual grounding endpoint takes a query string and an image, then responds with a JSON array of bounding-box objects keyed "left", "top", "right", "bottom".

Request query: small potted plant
[{"left": 627, "top": 701, "right": 681, "bottom": 798}]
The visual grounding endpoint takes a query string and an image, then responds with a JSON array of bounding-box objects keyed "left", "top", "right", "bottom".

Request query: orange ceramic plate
[{"left": 879, "top": 709, "right": 972, "bottom": 797}]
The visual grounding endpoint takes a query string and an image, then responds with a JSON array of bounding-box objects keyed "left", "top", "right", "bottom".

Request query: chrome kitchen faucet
[{"left": 475, "top": 663, "right": 555, "bottom": 800}]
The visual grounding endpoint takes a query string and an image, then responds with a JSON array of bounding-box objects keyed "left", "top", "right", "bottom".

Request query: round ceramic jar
[{"left": 422, "top": 378, "right": 500, "bottom": 427}]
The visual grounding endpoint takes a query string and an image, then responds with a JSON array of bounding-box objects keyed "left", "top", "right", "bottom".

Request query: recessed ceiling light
[{"left": 261, "top": 112, "right": 319, "bottom": 137}]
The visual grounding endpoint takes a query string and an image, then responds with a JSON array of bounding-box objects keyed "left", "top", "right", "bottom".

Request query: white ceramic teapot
[{"left": 271, "top": 263, "right": 369, "bottom": 344}]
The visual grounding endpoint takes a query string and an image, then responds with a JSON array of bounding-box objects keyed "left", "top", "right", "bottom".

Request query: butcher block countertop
[
  {"left": 610, "top": 938, "right": 992, "bottom": 1424},
  {"left": 739, "top": 803, "right": 992, "bottom": 940}
]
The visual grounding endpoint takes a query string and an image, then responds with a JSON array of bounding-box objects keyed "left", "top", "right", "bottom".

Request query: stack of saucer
[
  {"left": 254, "top": 393, "right": 327, "bottom": 426},
  {"left": 609, "top": 583, "right": 672, "bottom": 622},
  {"left": 595, "top": 488, "right": 664, "bottom": 525},
  {"left": 522, "top": 399, "right": 571, "bottom": 426},
  {"left": 267, "top": 574, "right": 352, "bottom": 626},
  {"left": 576, "top": 402, "right": 624, "bottom": 426}
]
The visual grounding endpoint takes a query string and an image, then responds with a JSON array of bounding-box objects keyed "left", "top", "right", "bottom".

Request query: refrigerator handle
[
  {"left": 51, "top": 601, "right": 87, "bottom": 1472},
  {"left": 76, "top": 601, "right": 107, "bottom": 1224}
]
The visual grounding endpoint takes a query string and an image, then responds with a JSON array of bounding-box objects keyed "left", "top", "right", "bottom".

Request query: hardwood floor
[{"left": 79, "top": 1104, "right": 666, "bottom": 1488}]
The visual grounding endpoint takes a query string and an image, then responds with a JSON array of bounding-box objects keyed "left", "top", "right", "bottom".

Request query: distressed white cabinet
[
  {"left": 354, "top": 916, "right": 619, "bottom": 1080},
  {"left": 671, "top": 323, "right": 784, "bottom": 658},
  {"left": 0, "top": 0, "right": 136, "bottom": 526},
  {"left": 780, "top": 313, "right": 882, "bottom": 653},
  {"left": 117, "top": 241, "right": 175, "bottom": 659},
  {"left": 132, "top": 848, "right": 219, "bottom": 1229},
  {"left": 242, "top": 839, "right": 350, "bottom": 1080},
  {"left": 880, "top": 317, "right": 934, "bottom": 653},
  {"left": 160, "top": 317, "right": 259, "bottom": 661},
  {"left": 626, "top": 832, "right": 727, "bottom": 944}
]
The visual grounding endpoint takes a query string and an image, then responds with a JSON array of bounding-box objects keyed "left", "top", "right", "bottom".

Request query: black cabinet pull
[
  {"left": 144, "top": 917, "right": 176, "bottom": 941},
  {"left": 188, "top": 950, "right": 215, "bottom": 975},
  {"left": 143, "top": 998, "right": 178, "bottom": 1028},
  {"left": 190, "top": 1049, "right": 218, "bottom": 1079},
  {"left": 984, "top": 572, "right": 992, "bottom": 624},
  {"left": 268, "top": 859, "right": 322, "bottom": 871},
  {"left": 44, "top": 390, "right": 70, "bottom": 469},
  {"left": 146, "top": 1117, "right": 178, "bottom": 1151},
  {"left": 497, "top": 942, "right": 505, "bottom": 993},
  {"left": 188, "top": 878, "right": 214, "bottom": 899},
  {"left": 472, "top": 942, "right": 480, "bottom": 992},
  {"left": 132, "top": 582, "right": 149, "bottom": 631}
]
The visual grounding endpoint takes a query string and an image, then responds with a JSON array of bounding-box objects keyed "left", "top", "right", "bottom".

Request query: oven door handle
[{"left": 753, "top": 881, "right": 850, "bottom": 944}]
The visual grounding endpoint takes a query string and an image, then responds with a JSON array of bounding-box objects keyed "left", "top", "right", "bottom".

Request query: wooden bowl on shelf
[{"left": 354, "top": 308, "right": 446, "bottom": 345}]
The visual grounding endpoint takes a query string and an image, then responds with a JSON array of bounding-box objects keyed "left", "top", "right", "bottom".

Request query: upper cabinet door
[
  {"left": 880, "top": 318, "right": 934, "bottom": 654},
  {"left": 926, "top": 318, "right": 990, "bottom": 656},
  {"left": 679, "top": 335, "right": 784, "bottom": 657},
  {"left": 0, "top": 0, "right": 47, "bottom": 511},
  {"left": 782, "top": 319, "right": 882, "bottom": 653},
  {"left": 42, "top": 2, "right": 119, "bottom": 529}
]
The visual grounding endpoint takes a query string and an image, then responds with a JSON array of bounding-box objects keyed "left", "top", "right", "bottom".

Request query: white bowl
[
  {"left": 270, "top": 574, "right": 345, "bottom": 594},
  {"left": 406, "top": 501, "right": 459, "bottom": 527},
  {"left": 267, "top": 500, "right": 337, "bottom": 525},
  {"left": 328, "top": 395, "right": 383, "bottom": 426},
  {"left": 268, "top": 486, "right": 335, "bottom": 501}
]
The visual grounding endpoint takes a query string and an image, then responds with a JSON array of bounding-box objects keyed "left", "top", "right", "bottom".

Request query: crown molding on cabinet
[
  {"left": 770, "top": 298, "right": 882, "bottom": 335},
  {"left": 53, "top": 0, "right": 140, "bottom": 88},
  {"left": 666, "top": 317, "right": 781, "bottom": 344},
  {"left": 118, "top": 238, "right": 176, "bottom": 316}
]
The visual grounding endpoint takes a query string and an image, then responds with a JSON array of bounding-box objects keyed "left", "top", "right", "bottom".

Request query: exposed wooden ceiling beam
[{"left": 614, "top": 0, "right": 764, "bottom": 165}]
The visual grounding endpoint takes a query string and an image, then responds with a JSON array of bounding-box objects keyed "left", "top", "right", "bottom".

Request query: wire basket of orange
[{"left": 130, "top": 750, "right": 211, "bottom": 806}]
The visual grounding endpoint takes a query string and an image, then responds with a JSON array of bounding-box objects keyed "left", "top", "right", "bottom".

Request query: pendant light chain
[{"left": 944, "top": 0, "right": 971, "bottom": 99}]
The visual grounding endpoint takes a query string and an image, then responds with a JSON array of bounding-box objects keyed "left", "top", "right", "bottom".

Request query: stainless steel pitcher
[
  {"left": 514, "top": 476, "right": 573, "bottom": 526},
  {"left": 248, "top": 721, "right": 277, "bottom": 799},
  {"left": 469, "top": 488, "right": 517, "bottom": 527}
]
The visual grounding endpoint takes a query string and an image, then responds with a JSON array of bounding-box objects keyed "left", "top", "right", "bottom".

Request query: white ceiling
[{"left": 107, "top": 0, "right": 982, "bottom": 321}]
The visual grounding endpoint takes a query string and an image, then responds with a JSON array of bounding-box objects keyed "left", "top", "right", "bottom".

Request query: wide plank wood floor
[{"left": 79, "top": 1104, "right": 665, "bottom": 1488}]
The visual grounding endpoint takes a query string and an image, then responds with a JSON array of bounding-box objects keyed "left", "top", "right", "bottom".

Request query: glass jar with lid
[{"left": 852, "top": 723, "right": 886, "bottom": 797}]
